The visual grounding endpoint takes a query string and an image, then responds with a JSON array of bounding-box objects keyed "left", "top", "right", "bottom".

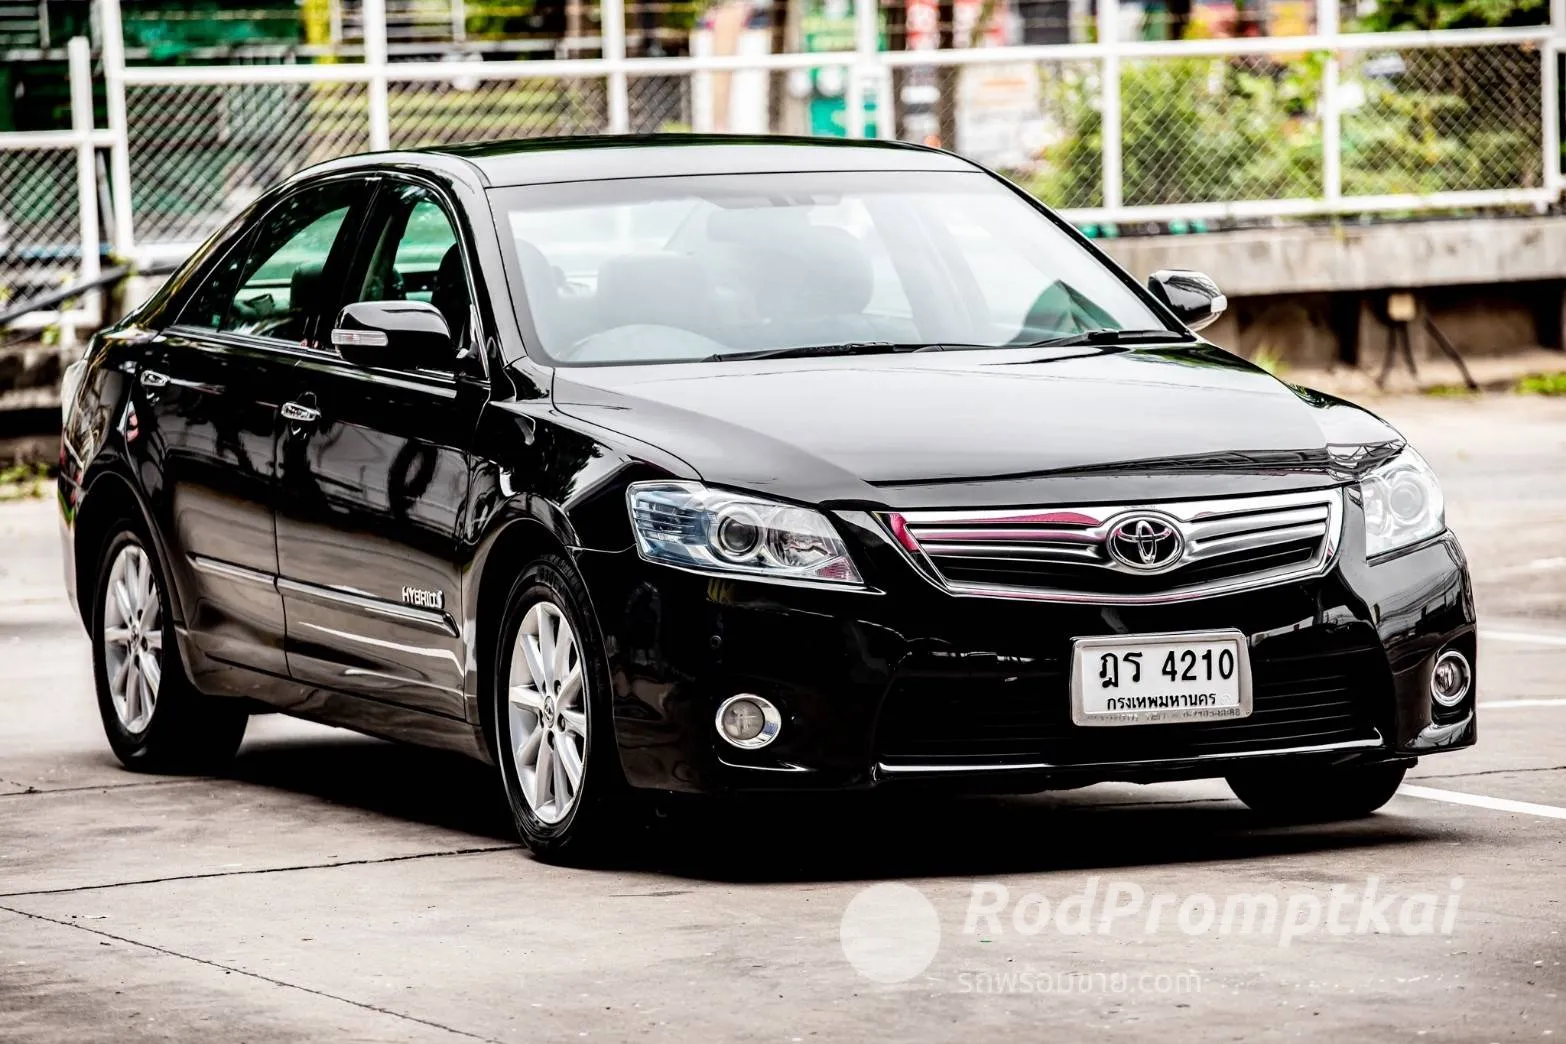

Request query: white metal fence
[
  {"left": 0, "top": 38, "right": 107, "bottom": 332},
  {"left": 0, "top": 0, "right": 1563, "bottom": 323}
]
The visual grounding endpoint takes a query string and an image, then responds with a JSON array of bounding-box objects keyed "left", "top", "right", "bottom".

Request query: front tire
[
  {"left": 1227, "top": 761, "right": 1408, "bottom": 822},
  {"left": 91, "top": 524, "right": 248, "bottom": 772},
  {"left": 493, "top": 554, "right": 625, "bottom": 861}
]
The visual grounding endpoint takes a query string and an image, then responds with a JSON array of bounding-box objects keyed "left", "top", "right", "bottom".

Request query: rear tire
[
  {"left": 91, "top": 523, "right": 248, "bottom": 772},
  {"left": 493, "top": 554, "right": 628, "bottom": 862},
  {"left": 1227, "top": 762, "right": 1408, "bottom": 822}
]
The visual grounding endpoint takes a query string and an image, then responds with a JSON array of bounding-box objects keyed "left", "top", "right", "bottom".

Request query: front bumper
[{"left": 579, "top": 522, "right": 1476, "bottom": 795}]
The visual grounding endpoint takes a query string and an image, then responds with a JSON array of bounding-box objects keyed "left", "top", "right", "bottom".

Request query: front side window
[
  {"left": 490, "top": 170, "right": 1167, "bottom": 366},
  {"left": 342, "top": 183, "right": 470, "bottom": 368},
  {"left": 183, "top": 182, "right": 363, "bottom": 344}
]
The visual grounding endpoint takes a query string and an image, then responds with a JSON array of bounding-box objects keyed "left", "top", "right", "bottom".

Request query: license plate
[{"left": 1070, "top": 629, "right": 1252, "bottom": 727}]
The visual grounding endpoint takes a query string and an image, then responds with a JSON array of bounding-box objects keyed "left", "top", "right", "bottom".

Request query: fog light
[
  {"left": 715, "top": 694, "right": 781, "bottom": 749},
  {"left": 1430, "top": 650, "right": 1472, "bottom": 708}
]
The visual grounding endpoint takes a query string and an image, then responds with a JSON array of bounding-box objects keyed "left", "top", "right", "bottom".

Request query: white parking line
[
  {"left": 1480, "top": 630, "right": 1566, "bottom": 648},
  {"left": 1479, "top": 699, "right": 1566, "bottom": 709},
  {"left": 1398, "top": 784, "right": 1566, "bottom": 820}
]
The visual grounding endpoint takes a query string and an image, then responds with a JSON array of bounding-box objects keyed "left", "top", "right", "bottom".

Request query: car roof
[{"left": 307, "top": 134, "right": 980, "bottom": 189}]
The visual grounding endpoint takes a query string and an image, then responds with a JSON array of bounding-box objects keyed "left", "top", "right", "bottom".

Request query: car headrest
[
  {"left": 290, "top": 260, "right": 328, "bottom": 316},
  {"left": 594, "top": 253, "right": 712, "bottom": 331},
  {"left": 515, "top": 239, "right": 562, "bottom": 346},
  {"left": 707, "top": 214, "right": 874, "bottom": 319},
  {"left": 429, "top": 244, "right": 467, "bottom": 335}
]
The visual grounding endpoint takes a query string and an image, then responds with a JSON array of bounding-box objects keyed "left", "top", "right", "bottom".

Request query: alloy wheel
[
  {"left": 508, "top": 600, "right": 588, "bottom": 824},
  {"left": 103, "top": 543, "right": 162, "bottom": 734}
]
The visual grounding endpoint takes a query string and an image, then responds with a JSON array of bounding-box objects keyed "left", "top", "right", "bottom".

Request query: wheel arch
[
  {"left": 73, "top": 465, "right": 185, "bottom": 631},
  {"left": 468, "top": 516, "right": 576, "bottom": 764}
]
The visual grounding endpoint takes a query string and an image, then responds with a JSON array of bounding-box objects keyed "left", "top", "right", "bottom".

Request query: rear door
[
  {"left": 274, "top": 179, "right": 485, "bottom": 721},
  {"left": 136, "top": 179, "right": 370, "bottom": 689}
]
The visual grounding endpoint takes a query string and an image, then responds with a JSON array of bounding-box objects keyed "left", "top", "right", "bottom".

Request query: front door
[
  {"left": 274, "top": 180, "right": 485, "bottom": 721},
  {"left": 134, "top": 180, "right": 367, "bottom": 689}
]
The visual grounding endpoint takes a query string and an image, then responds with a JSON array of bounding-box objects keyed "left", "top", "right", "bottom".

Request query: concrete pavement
[{"left": 1, "top": 394, "right": 1563, "bottom": 1042}]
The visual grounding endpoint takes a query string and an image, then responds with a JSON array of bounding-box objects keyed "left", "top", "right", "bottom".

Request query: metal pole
[
  {"left": 1319, "top": 0, "right": 1341, "bottom": 203},
  {"left": 847, "top": 0, "right": 878, "bottom": 138},
  {"left": 69, "top": 36, "right": 101, "bottom": 325},
  {"left": 100, "top": 0, "right": 134, "bottom": 258},
  {"left": 1098, "top": 0, "right": 1122, "bottom": 211},
  {"left": 602, "top": 0, "right": 630, "bottom": 133},
  {"left": 452, "top": 0, "right": 466, "bottom": 43},
  {"left": 876, "top": 65, "right": 897, "bottom": 140},
  {"left": 1545, "top": 0, "right": 1565, "bottom": 200},
  {"left": 363, "top": 0, "right": 391, "bottom": 150}
]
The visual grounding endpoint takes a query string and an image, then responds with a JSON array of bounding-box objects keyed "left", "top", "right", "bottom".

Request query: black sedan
[{"left": 58, "top": 135, "right": 1476, "bottom": 858}]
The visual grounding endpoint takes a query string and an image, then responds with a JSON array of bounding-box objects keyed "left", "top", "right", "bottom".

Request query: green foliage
[
  {"left": 1355, "top": 0, "right": 1544, "bottom": 31},
  {"left": 0, "top": 462, "right": 50, "bottom": 502},
  {"left": 1517, "top": 371, "right": 1566, "bottom": 395},
  {"left": 1023, "top": 56, "right": 1324, "bottom": 209},
  {"left": 1341, "top": 48, "right": 1541, "bottom": 194},
  {"left": 1016, "top": 42, "right": 1538, "bottom": 210},
  {"left": 1248, "top": 346, "right": 1289, "bottom": 376}
]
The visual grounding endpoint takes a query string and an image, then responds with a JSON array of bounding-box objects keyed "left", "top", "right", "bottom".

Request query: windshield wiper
[
  {"left": 706, "top": 341, "right": 914, "bottom": 362},
  {"left": 705, "top": 330, "right": 1193, "bottom": 362},
  {"left": 1020, "top": 328, "right": 1195, "bottom": 349}
]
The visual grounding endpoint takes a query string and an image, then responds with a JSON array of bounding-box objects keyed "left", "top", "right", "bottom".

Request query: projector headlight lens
[
  {"left": 1361, "top": 448, "right": 1445, "bottom": 557},
  {"left": 628, "top": 482, "right": 864, "bottom": 587}
]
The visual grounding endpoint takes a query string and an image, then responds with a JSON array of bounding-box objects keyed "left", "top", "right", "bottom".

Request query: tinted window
[
  {"left": 178, "top": 237, "right": 252, "bottom": 332},
  {"left": 186, "top": 182, "right": 363, "bottom": 344},
  {"left": 490, "top": 170, "right": 1168, "bottom": 366},
  {"left": 346, "top": 184, "right": 469, "bottom": 364}
]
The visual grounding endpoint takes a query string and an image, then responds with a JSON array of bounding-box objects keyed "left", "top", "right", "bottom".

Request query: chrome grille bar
[{"left": 877, "top": 488, "right": 1344, "bottom": 605}]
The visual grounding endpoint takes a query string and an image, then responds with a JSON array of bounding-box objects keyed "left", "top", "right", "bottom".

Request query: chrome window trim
[
  {"left": 875, "top": 734, "right": 1385, "bottom": 775},
  {"left": 861, "top": 487, "right": 1345, "bottom": 606}
]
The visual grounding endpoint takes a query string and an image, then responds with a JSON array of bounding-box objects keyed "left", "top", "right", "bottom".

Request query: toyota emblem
[{"left": 1105, "top": 514, "right": 1185, "bottom": 570}]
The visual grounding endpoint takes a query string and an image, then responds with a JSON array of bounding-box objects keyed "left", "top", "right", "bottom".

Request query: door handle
[
  {"left": 281, "top": 401, "right": 321, "bottom": 424},
  {"left": 139, "top": 369, "right": 170, "bottom": 389}
]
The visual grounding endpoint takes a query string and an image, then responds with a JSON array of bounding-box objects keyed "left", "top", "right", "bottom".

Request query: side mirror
[
  {"left": 1147, "top": 270, "right": 1227, "bottom": 332},
  {"left": 331, "top": 300, "right": 452, "bottom": 371}
]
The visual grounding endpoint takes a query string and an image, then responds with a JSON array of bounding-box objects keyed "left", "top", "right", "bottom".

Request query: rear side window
[{"left": 178, "top": 181, "right": 365, "bottom": 345}]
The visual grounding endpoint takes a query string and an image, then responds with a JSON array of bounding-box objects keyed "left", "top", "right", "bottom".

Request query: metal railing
[{"left": 0, "top": 38, "right": 109, "bottom": 334}]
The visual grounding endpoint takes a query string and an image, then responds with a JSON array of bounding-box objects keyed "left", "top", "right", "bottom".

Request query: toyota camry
[{"left": 58, "top": 135, "right": 1476, "bottom": 858}]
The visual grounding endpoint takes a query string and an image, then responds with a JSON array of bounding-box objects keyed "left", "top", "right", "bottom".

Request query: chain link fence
[
  {"left": 389, "top": 76, "right": 610, "bottom": 147},
  {"left": 0, "top": 148, "right": 82, "bottom": 316},
  {"left": 25, "top": 0, "right": 1557, "bottom": 269},
  {"left": 125, "top": 80, "right": 370, "bottom": 245},
  {"left": 1340, "top": 44, "right": 1543, "bottom": 197},
  {"left": 1116, "top": 53, "right": 1324, "bottom": 208}
]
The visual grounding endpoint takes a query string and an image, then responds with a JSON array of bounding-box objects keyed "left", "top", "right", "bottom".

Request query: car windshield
[{"left": 490, "top": 170, "right": 1170, "bottom": 366}]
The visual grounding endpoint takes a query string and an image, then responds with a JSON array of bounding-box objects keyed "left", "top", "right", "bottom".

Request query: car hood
[{"left": 550, "top": 345, "right": 1400, "bottom": 509}]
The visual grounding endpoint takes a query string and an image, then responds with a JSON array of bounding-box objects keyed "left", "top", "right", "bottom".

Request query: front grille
[
  {"left": 890, "top": 488, "right": 1343, "bottom": 603},
  {"left": 875, "top": 639, "right": 1385, "bottom": 768}
]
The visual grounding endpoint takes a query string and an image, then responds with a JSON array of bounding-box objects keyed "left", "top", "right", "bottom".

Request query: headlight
[
  {"left": 628, "top": 481, "right": 864, "bottom": 587},
  {"left": 1361, "top": 448, "right": 1445, "bottom": 557}
]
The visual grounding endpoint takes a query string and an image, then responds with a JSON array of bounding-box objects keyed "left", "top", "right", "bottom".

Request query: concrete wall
[
  {"left": 1099, "top": 217, "right": 1566, "bottom": 368},
  {"left": 1099, "top": 216, "right": 1566, "bottom": 298}
]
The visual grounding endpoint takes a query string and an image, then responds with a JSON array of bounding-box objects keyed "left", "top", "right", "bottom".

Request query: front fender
[{"left": 456, "top": 403, "right": 698, "bottom": 742}]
